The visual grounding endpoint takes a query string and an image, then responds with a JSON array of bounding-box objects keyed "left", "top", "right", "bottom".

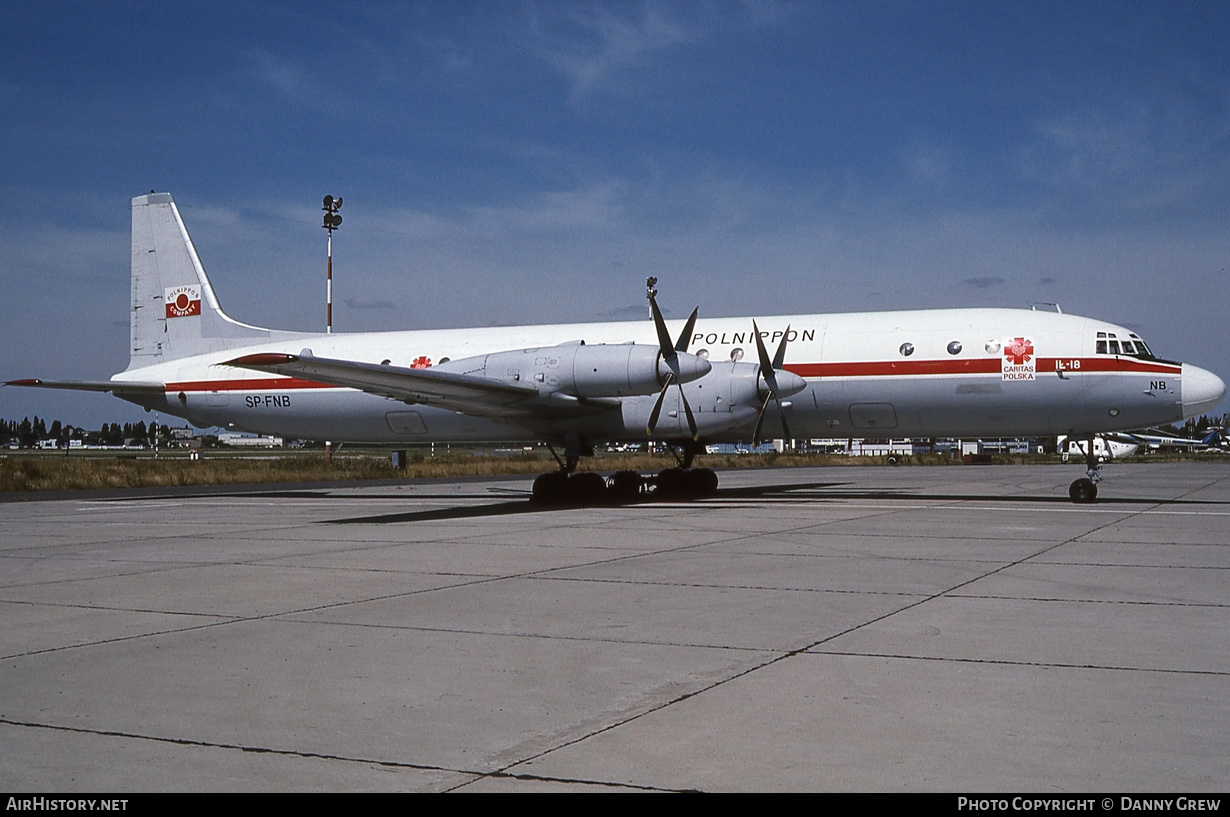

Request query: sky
[{"left": 1, "top": 0, "right": 1227, "bottom": 430}]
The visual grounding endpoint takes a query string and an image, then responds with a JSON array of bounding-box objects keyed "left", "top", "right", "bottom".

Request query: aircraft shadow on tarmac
[
  {"left": 320, "top": 481, "right": 1226, "bottom": 526},
  {"left": 86, "top": 480, "right": 1224, "bottom": 523},
  {"left": 324, "top": 481, "right": 848, "bottom": 525}
]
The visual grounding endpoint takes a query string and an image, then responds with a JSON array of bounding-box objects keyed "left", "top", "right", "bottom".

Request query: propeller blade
[
  {"left": 646, "top": 374, "right": 673, "bottom": 435},
  {"left": 773, "top": 326, "right": 793, "bottom": 442},
  {"left": 675, "top": 306, "right": 699, "bottom": 353},
  {"left": 778, "top": 406, "right": 792, "bottom": 443},
  {"left": 772, "top": 324, "right": 790, "bottom": 370},
  {"left": 752, "top": 320, "right": 779, "bottom": 395},
  {"left": 677, "top": 382, "right": 699, "bottom": 439},
  {"left": 752, "top": 392, "right": 772, "bottom": 446},
  {"left": 649, "top": 296, "right": 676, "bottom": 366}
]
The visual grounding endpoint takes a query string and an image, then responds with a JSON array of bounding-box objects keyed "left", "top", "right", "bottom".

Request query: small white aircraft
[
  {"left": 9, "top": 193, "right": 1226, "bottom": 503},
  {"left": 1104, "top": 427, "right": 1227, "bottom": 453},
  {"left": 1058, "top": 434, "right": 1140, "bottom": 462}
]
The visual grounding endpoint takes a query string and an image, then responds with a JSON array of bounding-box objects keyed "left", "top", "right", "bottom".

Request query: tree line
[
  {"left": 1, "top": 417, "right": 168, "bottom": 448},
  {"left": 3, "top": 413, "right": 1223, "bottom": 451}
]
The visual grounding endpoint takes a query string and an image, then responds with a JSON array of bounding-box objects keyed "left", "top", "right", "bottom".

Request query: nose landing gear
[{"left": 1068, "top": 434, "right": 1102, "bottom": 503}]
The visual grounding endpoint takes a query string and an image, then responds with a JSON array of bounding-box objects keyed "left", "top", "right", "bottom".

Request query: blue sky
[{"left": 2, "top": 1, "right": 1227, "bottom": 429}]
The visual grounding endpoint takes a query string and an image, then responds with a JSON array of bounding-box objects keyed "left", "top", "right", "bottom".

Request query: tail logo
[{"left": 165, "top": 286, "right": 201, "bottom": 318}]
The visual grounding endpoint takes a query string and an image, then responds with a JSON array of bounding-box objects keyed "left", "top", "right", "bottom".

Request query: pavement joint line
[
  {"left": 0, "top": 715, "right": 676, "bottom": 791},
  {"left": 805, "top": 649, "right": 1230, "bottom": 677},
  {"left": 939, "top": 592, "right": 1229, "bottom": 608},
  {"left": 271, "top": 616, "right": 785, "bottom": 653}
]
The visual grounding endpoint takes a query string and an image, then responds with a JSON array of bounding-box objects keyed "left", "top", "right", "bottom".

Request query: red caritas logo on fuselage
[
  {"left": 164, "top": 286, "right": 201, "bottom": 318},
  {"left": 1002, "top": 337, "right": 1036, "bottom": 381}
]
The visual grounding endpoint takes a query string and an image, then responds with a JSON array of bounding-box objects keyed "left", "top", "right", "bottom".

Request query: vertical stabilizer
[{"left": 127, "top": 192, "right": 274, "bottom": 369}]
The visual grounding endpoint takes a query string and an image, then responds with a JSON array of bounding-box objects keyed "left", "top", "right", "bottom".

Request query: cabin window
[
  {"left": 947, "top": 341, "right": 962, "bottom": 355},
  {"left": 730, "top": 347, "right": 744, "bottom": 361},
  {"left": 899, "top": 342, "right": 914, "bottom": 357},
  {"left": 696, "top": 349, "right": 709, "bottom": 360}
]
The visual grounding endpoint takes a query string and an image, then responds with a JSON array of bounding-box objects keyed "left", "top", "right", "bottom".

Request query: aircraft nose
[{"left": 1181, "top": 363, "right": 1226, "bottom": 418}]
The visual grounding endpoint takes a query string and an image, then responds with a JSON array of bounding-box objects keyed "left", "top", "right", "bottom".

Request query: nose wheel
[
  {"left": 1069, "top": 477, "right": 1097, "bottom": 503},
  {"left": 1068, "top": 434, "right": 1102, "bottom": 503}
]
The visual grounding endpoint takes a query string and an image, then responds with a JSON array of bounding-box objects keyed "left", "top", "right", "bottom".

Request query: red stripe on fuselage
[
  {"left": 784, "top": 357, "right": 1181, "bottom": 378},
  {"left": 162, "top": 357, "right": 1181, "bottom": 393},
  {"left": 166, "top": 377, "right": 335, "bottom": 392},
  {"left": 1038, "top": 358, "right": 1181, "bottom": 375}
]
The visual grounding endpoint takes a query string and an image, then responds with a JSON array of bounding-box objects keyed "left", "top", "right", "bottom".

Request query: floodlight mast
[
  {"left": 322, "top": 195, "right": 343, "bottom": 333},
  {"left": 321, "top": 195, "right": 343, "bottom": 465}
]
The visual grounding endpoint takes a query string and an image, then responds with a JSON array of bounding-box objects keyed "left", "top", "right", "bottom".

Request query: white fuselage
[{"left": 114, "top": 307, "right": 1213, "bottom": 445}]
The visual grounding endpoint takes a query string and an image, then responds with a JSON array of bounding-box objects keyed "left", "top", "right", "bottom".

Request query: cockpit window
[{"left": 1095, "top": 331, "right": 1156, "bottom": 360}]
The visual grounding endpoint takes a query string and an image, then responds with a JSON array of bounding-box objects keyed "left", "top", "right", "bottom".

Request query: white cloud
[
  {"left": 528, "top": 3, "right": 699, "bottom": 103},
  {"left": 249, "top": 51, "right": 313, "bottom": 104},
  {"left": 1019, "top": 102, "right": 1230, "bottom": 220}
]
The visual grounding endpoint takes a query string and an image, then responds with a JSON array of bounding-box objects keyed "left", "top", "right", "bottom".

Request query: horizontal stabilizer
[{"left": 6, "top": 378, "right": 165, "bottom": 396}]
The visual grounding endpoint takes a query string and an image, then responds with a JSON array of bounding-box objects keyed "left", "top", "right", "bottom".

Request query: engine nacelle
[
  {"left": 461, "top": 341, "right": 711, "bottom": 399},
  {"left": 705, "top": 359, "right": 807, "bottom": 407},
  {"left": 613, "top": 359, "right": 809, "bottom": 440}
]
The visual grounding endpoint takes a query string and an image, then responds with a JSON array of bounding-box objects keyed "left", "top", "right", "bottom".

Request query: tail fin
[{"left": 127, "top": 192, "right": 275, "bottom": 369}]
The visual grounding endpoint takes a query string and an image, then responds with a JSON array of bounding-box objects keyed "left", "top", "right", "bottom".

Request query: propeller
[
  {"left": 751, "top": 320, "right": 806, "bottom": 446},
  {"left": 645, "top": 278, "right": 702, "bottom": 440}
]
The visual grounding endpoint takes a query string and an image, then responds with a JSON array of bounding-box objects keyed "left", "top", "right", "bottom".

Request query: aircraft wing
[
  {"left": 6, "top": 378, "right": 166, "bottom": 397},
  {"left": 225, "top": 353, "right": 618, "bottom": 421}
]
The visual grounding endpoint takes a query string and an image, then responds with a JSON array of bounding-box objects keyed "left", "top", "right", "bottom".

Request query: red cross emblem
[
  {"left": 1004, "top": 338, "right": 1034, "bottom": 365},
  {"left": 410, "top": 356, "right": 431, "bottom": 369}
]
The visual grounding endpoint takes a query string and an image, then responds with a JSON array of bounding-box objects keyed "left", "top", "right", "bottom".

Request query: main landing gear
[
  {"left": 654, "top": 442, "right": 719, "bottom": 499},
  {"left": 1068, "top": 433, "right": 1102, "bottom": 503},
  {"left": 529, "top": 442, "right": 719, "bottom": 505}
]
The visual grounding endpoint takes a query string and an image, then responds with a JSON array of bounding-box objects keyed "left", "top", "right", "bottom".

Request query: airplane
[
  {"left": 1057, "top": 434, "right": 1140, "bottom": 462},
  {"left": 1103, "top": 427, "right": 1227, "bottom": 453},
  {"left": 7, "top": 192, "right": 1226, "bottom": 504}
]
